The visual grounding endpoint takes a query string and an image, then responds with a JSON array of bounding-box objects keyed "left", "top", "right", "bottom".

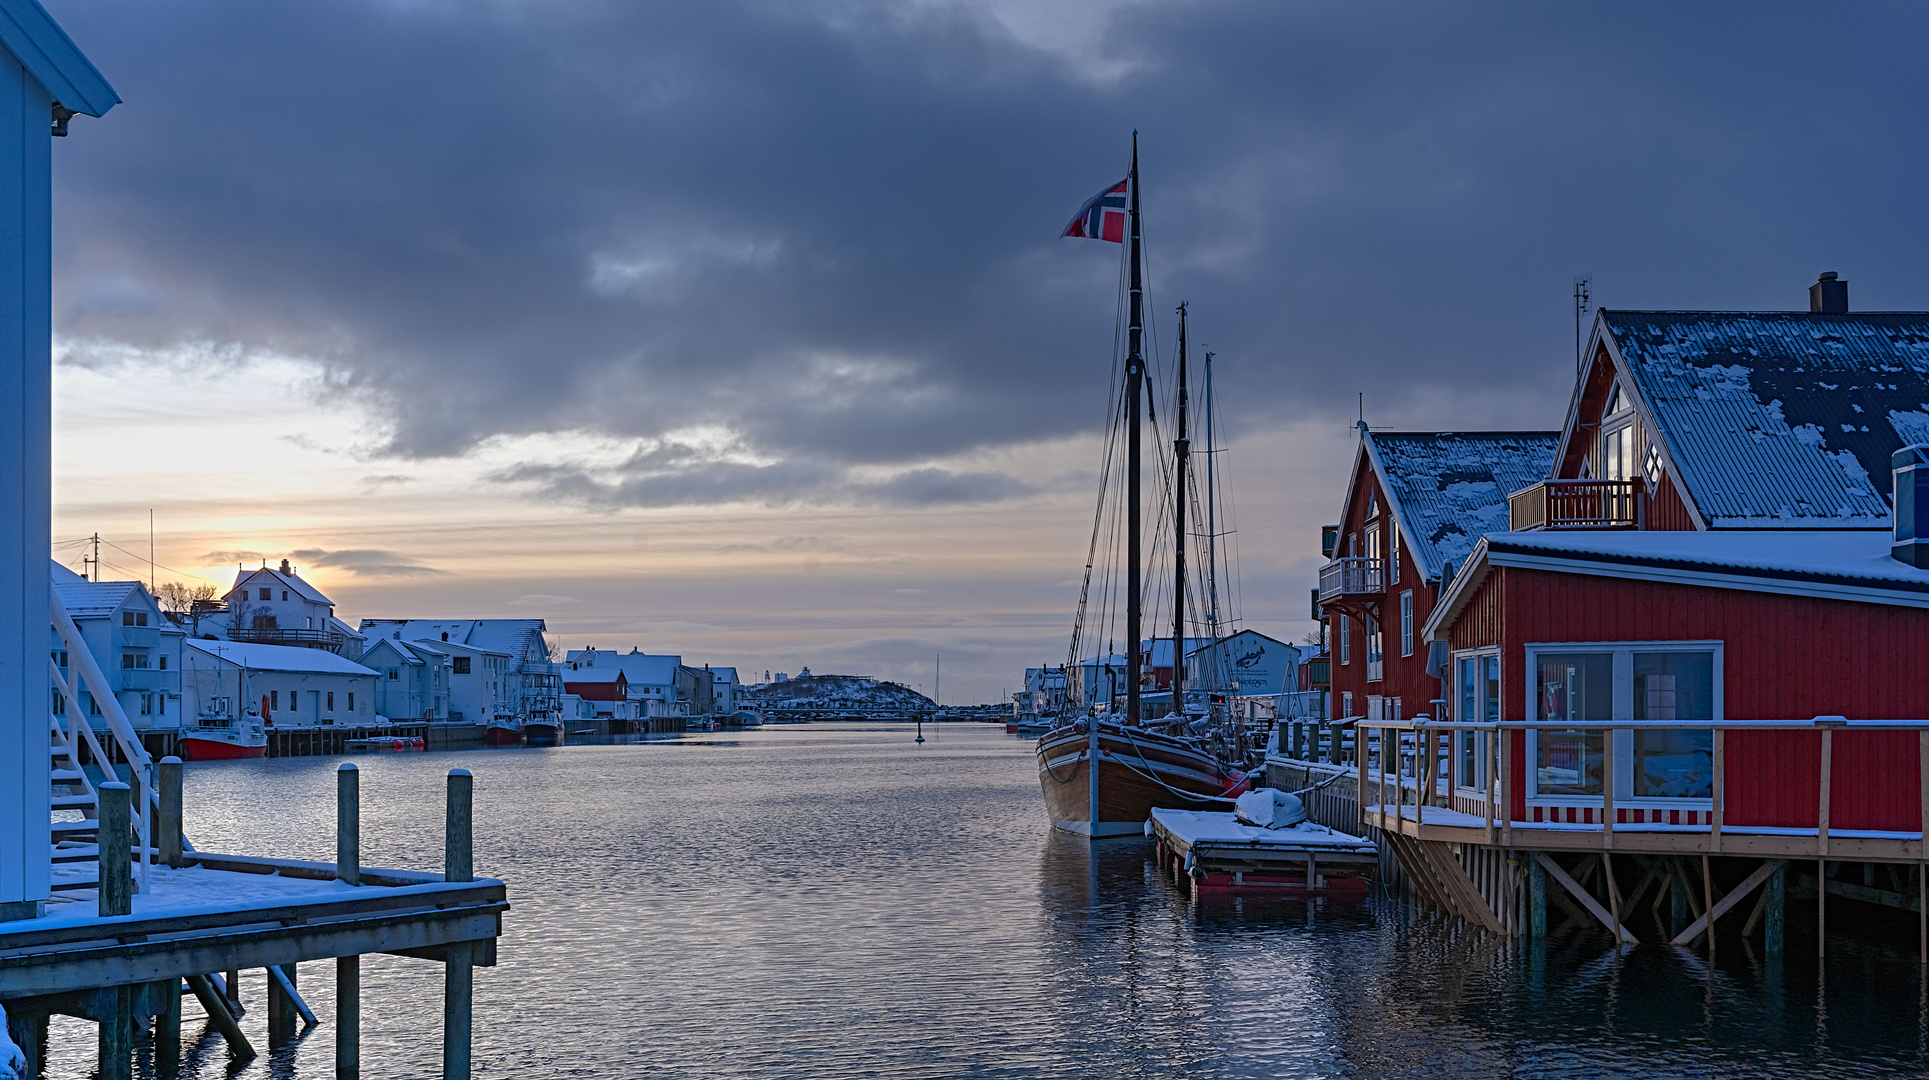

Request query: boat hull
[
  {"left": 180, "top": 734, "right": 267, "bottom": 761},
  {"left": 484, "top": 724, "right": 522, "bottom": 747},
  {"left": 524, "top": 722, "right": 562, "bottom": 746},
  {"left": 1036, "top": 723, "right": 1244, "bottom": 836}
]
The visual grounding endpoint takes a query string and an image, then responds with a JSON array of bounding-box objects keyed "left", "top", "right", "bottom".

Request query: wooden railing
[
  {"left": 51, "top": 594, "right": 163, "bottom": 893},
  {"left": 1508, "top": 479, "right": 1644, "bottom": 531},
  {"left": 1317, "top": 557, "right": 1384, "bottom": 601}
]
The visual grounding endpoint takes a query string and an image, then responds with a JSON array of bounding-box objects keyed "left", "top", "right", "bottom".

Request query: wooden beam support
[
  {"left": 1533, "top": 851, "right": 1638, "bottom": 944},
  {"left": 184, "top": 975, "right": 255, "bottom": 1060},
  {"left": 1711, "top": 729, "right": 1724, "bottom": 854},
  {"left": 1421, "top": 839, "right": 1506, "bottom": 934},
  {"left": 1669, "top": 859, "right": 1786, "bottom": 947}
]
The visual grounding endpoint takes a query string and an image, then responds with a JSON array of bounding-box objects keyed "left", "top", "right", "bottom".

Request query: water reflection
[{"left": 31, "top": 724, "right": 1929, "bottom": 1078}]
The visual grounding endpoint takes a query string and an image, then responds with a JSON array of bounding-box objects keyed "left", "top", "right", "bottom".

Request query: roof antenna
[
  {"left": 1358, "top": 392, "right": 1366, "bottom": 435},
  {"left": 1574, "top": 273, "right": 1592, "bottom": 377}
]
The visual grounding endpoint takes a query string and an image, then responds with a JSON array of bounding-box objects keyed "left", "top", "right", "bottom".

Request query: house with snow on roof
[
  {"left": 182, "top": 639, "right": 376, "bottom": 729},
  {"left": 359, "top": 636, "right": 452, "bottom": 722},
  {"left": 565, "top": 648, "right": 681, "bottom": 717},
  {"left": 362, "top": 618, "right": 560, "bottom": 742},
  {"left": 50, "top": 563, "right": 185, "bottom": 755},
  {"left": 219, "top": 559, "right": 365, "bottom": 658}
]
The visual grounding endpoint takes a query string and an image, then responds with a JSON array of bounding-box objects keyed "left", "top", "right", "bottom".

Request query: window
[
  {"left": 1526, "top": 642, "right": 1721, "bottom": 805},
  {"left": 282, "top": 590, "right": 289, "bottom": 601},
  {"left": 1366, "top": 618, "right": 1383, "bottom": 680},
  {"left": 1399, "top": 591, "right": 1414, "bottom": 657},
  {"left": 122, "top": 611, "right": 147, "bottom": 627},
  {"left": 348, "top": 692, "right": 355, "bottom": 711},
  {"left": 53, "top": 650, "right": 66, "bottom": 669},
  {"left": 259, "top": 587, "right": 272, "bottom": 601},
  {"left": 388, "top": 669, "right": 399, "bottom": 680},
  {"left": 1455, "top": 651, "right": 1500, "bottom": 789},
  {"left": 454, "top": 656, "right": 472, "bottom": 675},
  {"left": 1340, "top": 614, "right": 1351, "bottom": 664},
  {"left": 139, "top": 693, "right": 152, "bottom": 715},
  {"left": 1365, "top": 519, "right": 1383, "bottom": 566},
  {"left": 159, "top": 694, "right": 165, "bottom": 716},
  {"left": 122, "top": 651, "right": 149, "bottom": 669},
  {"left": 327, "top": 692, "right": 335, "bottom": 711},
  {"left": 1340, "top": 691, "right": 1353, "bottom": 719},
  {"left": 271, "top": 690, "right": 280, "bottom": 710},
  {"left": 1389, "top": 523, "right": 1401, "bottom": 584},
  {"left": 158, "top": 655, "right": 167, "bottom": 670}
]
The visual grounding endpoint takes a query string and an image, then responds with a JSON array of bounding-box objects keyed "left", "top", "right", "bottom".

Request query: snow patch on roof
[
  {"left": 184, "top": 639, "right": 378, "bottom": 676},
  {"left": 1486, "top": 529, "right": 1929, "bottom": 589},
  {"left": 1366, "top": 431, "right": 1560, "bottom": 580}
]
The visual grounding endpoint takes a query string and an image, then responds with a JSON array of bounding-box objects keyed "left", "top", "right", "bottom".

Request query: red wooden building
[
  {"left": 1303, "top": 277, "right": 1929, "bottom": 950},
  {"left": 1318, "top": 428, "right": 1556, "bottom": 725}
]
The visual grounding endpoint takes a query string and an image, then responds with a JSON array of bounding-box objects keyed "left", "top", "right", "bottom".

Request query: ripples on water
[{"left": 36, "top": 724, "right": 1929, "bottom": 1078}]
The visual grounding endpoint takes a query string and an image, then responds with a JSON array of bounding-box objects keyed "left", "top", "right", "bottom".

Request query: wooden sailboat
[{"left": 1035, "top": 137, "right": 1249, "bottom": 837}]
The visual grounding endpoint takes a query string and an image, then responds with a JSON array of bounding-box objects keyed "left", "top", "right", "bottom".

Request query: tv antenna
[{"left": 1574, "top": 274, "right": 1592, "bottom": 376}]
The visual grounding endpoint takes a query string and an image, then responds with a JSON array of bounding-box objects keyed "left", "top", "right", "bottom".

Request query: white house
[
  {"left": 50, "top": 564, "right": 184, "bottom": 740},
  {"left": 220, "top": 559, "right": 365, "bottom": 657},
  {"left": 362, "top": 618, "right": 559, "bottom": 730},
  {"left": 710, "top": 667, "right": 740, "bottom": 714},
  {"left": 183, "top": 639, "right": 378, "bottom": 728},
  {"left": 1184, "top": 630, "right": 1301, "bottom": 699},
  {"left": 359, "top": 636, "right": 453, "bottom": 722}
]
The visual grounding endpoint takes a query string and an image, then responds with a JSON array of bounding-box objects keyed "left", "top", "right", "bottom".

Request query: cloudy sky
[{"left": 44, "top": 0, "right": 1929, "bottom": 701}]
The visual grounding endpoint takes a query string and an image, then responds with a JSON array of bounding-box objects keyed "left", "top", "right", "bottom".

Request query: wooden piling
[
  {"left": 98, "top": 781, "right": 132, "bottom": 918},
  {"left": 1766, "top": 862, "right": 1785, "bottom": 954},
  {"left": 267, "top": 963, "right": 299, "bottom": 1047},
  {"left": 157, "top": 756, "right": 183, "bottom": 868},
  {"left": 447, "top": 769, "right": 473, "bottom": 884},
  {"left": 1817, "top": 858, "right": 1827, "bottom": 959},
  {"left": 185, "top": 975, "right": 255, "bottom": 1060},
  {"left": 156, "top": 977, "right": 182, "bottom": 1079},
  {"left": 223, "top": 969, "right": 241, "bottom": 1015},
  {"left": 5, "top": 1010, "right": 45, "bottom": 1079},
  {"left": 337, "top": 955, "right": 361, "bottom": 1080},
  {"left": 443, "top": 942, "right": 473, "bottom": 1080},
  {"left": 1528, "top": 856, "right": 1547, "bottom": 938},
  {"left": 99, "top": 984, "right": 131, "bottom": 1080},
  {"left": 338, "top": 763, "right": 360, "bottom": 887}
]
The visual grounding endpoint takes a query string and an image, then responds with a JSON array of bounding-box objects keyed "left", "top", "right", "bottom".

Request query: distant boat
[
  {"left": 181, "top": 714, "right": 266, "bottom": 760},
  {"left": 346, "top": 736, "right": 425, "bottom": 752},
  {"left": 484, "top": 717, "right": 522, "bottom": 746},
  {"left": 525, "top": 719, "right": 563, "bottom": 746}
]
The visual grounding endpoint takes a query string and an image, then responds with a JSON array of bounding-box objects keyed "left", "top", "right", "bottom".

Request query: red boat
[
  {"left": 180, "top": 717, "right": 267, "bottom": 760},
  {"left": 484, "top": 720, "right": 523, "bottom": 746}
]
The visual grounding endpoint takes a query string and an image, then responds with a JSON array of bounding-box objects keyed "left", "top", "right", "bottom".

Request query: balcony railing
[
  {"left": 1317, "top": 557, "right": 1385, "bottom": 602},
  {"left": 226, "top": 626, "right": 347, "bottom": 650},
  {"left": 1508, "top": 479, "right": 1644, "bottom": 531}
]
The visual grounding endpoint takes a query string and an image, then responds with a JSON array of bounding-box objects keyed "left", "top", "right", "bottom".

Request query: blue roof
[
  {"left": 1601, "top": 310, "right": 1929, "bottom": 528},
  {"left": 0, "top": 0, "right": 116, "bottom": 116},
  {"left": 1365, "top": 431, "right": 1560, "bottom": 581}
]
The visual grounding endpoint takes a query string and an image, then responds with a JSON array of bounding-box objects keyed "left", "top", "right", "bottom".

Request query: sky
[{"left": 42, "top": 0, "right": 1929, "bottom": 702}]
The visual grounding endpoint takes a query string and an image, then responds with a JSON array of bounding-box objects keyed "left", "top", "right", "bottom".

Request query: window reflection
[{"left": 1535, "top": 653, "right": 1609, "bottom": 795}]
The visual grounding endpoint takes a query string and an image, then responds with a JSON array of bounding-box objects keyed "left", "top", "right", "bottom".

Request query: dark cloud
[
  {"left": 48, "top": 0, "right": 1929, "bottom": 493},
  {"left": 287, "top": 548, "right": 446, "bottom": 577}
]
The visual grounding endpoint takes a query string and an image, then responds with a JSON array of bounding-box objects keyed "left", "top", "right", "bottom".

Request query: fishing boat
[
  {"left": 524, "top": 718, "right": 563, "bottom": 746},
  {"left": 180, "top": 713, "right": 267, "bottom": 760},
  {"left": 1035, "top": 137, "right": 1250, "bottom": 837},
  {"left": 484, "top": 718, "right": 523, "bottom": 746}
]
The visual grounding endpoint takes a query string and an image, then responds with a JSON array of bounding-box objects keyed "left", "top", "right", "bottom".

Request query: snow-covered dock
[{"left": 1148, "top": 807, "right": 1378, "bottom": 895}]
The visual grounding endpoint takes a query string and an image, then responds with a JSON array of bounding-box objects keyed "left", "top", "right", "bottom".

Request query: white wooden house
[
  {"left": 182, "top": 639, "right": 377, "bottom": 728},
  {"left": 359, "top": 636, "right": 453, "bottom": 722},
  {"left": 565, "top": 648, "right": 680, "bottom": 717},
  {"left": 50, "top": 564, "right": 184, "bottom": 745},
  {"left": 363, "top": 618, "right": 559, "bottom": 731},
  {"left": 219, "top": 559, "right": 364, "bottom": 657}
]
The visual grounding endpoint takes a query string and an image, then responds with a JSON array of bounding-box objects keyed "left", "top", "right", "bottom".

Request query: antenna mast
[{"left": 1574, "top": 274, "right": 1592, "bottom": 375}]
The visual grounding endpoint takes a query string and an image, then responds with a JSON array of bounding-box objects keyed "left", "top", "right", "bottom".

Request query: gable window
[
  {"left": 122, "top": 611, "right": 147, "bottom": 627},
  {"left": 1526, "top": 641, "right": 1720, "bottom": 805},
  {"left": 282, "top": 590, "right": 289, "bottom": 601},
  {"left": 259, "top": 587, "right": 272, "bottom": 601},
  {"left": 1399, "top": 592, "right": 1414, "bottom": 657},
  {"left": 388, "top": 669, "right": 399, "bottom": 680},
  {"left": 454, "top": 656, "right": 472, "bottom": 675},
  {"left": 1388, "top": 523, "right": 1401, "bottom": 584},
  {"left": 1600, "top": 379, "right": 1637, "bottom": 484}
]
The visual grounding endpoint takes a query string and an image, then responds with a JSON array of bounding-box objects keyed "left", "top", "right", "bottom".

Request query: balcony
[
  {"left": 1318, "top": 557, "right": 1385, "bottom": 602},
  {"left": 115, "top": 669, "right": 181, "bottom": 693},
  {"left": 226, "top": 626, "right": 346, "bottom": 651},
  {"left": 1508, "top": 479, "right": 1644, "bottom": 531}
]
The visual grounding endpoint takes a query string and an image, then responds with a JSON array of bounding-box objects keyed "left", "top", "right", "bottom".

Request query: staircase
[{"left": 48, "top": 592, "right": 163, "bottom": 894}]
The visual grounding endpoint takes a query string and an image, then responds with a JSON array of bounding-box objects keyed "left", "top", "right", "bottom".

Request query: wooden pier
[{"left": 0, "top": 763, "right": 506, "bottom": 1079}]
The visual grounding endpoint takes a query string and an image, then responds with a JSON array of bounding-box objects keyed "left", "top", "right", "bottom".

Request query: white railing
[
  {"left": 51, "top": 593, "right": 158, "bottom": 892},
  {"left": 1317, "top": 557, "right": 1384, "bottom": 601}
]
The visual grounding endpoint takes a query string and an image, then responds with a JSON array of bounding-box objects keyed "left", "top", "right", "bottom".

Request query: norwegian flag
[{"left": 1063, "top": 179, "right": 1128, "bottom": 243}]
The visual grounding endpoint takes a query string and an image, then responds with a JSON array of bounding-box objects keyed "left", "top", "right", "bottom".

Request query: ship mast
[
  {"left": 1124, "top": 134, "right": 1144, "bottom": 730},
  {"left": 1170, "top": 301, "right": 1189, "bottom": 715}
]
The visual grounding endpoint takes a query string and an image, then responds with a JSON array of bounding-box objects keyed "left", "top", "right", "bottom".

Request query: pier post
[
  {"left": 98, "top": 781, "right": 132, "bottom": 917},
  {"left": 157, "top": 756, "right": 182, "bottom": 867},
  {"left": 444, "top": 768, "right": 475, "bottom": 1078},
  {"left": 7, "top": 1010, "right": 44, "bottom": 1079},
  {"left": 156, "top": 977, "right": 181, "bottom": 1079},
  {"left": 337, "top": 956, "right": 360, "bottom": 1079},
  {"left": 337, "top": 763, "right": 360, "bottom": 886},
  {"left": 1528, "top": 855, "right": 1546, "bottom": 938},
  {"left": 267, "top": 964, "right": 298, "bottom": 1047},
  {"left": 224, "top": 969, "right": 241, "bottom": 1015},
  {"left": 99, "top": 984, "right": 131, "bottom": 1080},
  {"left": 1765, "top": 861, "right": 1785, "bottom": 955}
]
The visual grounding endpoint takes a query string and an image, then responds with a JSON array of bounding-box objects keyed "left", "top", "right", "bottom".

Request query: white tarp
[{"left": 1233, "top": 787, "right": 1307, "bottom": 830}]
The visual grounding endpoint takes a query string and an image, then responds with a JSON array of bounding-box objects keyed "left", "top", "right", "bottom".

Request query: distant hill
[{"left": 745, "top": 674, "right": 935, "bottom": 711}]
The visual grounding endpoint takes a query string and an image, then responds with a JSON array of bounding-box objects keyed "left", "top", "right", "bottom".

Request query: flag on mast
[{"left": 1062, "top": 179, "right": 1128, "bottom": 243}]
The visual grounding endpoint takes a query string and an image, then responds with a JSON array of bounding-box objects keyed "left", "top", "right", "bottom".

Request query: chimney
[
  {"left": 1810, "top": 271, "right": 1848, "bottom": 314},
  {"left": 279, "top": 558, "right": 291, "bottom": 574},
  {"left": 1893, "top": 444, "right": 1929, "bottom": 567}
]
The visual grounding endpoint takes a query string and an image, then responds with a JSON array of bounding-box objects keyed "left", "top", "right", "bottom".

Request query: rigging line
[{"left": 99, "top": 538, "right": 227, "bottom": 586}]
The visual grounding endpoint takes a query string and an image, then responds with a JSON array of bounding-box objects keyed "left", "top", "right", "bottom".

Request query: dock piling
[
  {"left": 443, "top": 943, "right": 473, "bottom": 1080},
  {"left": 1528, "top": 856, "right": 1546, "bottom": 938},
  {"left": 1766, "top": 862, "right": 1785, "bottom": 955},
  {"left": 185, "top": 975, "right": 255, "bottom": 1060},
  {"left": 337, "top": 956, "right": 361, "bottom": 1079},
  {"left": 98, "top": 985, "right": 131, "bottom": 1080},
  {"left": 157, "top": 757, "right": 182, "bottom": 868},
  {"left": 446, "top": 769, "right": 473, "bottom": 883},
  {"left": 266, "top": 964, "right": 298, "bottom": 1047},
  {"left": 98, "top": 781, "right": 132, "bottom": 918},
  {"left": 6, "top": 1009, "right": 45, "bottom": 1079},
  {"left": 338, "top": 763, "right": 360, "bottom": 887},
  {"left": 156, "top": 977, "right": 181, "bottom": 1079}
]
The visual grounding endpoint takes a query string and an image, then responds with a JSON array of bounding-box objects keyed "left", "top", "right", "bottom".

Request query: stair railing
[{"left": 51, "top": 592, "right": 157, "bottom": 893}]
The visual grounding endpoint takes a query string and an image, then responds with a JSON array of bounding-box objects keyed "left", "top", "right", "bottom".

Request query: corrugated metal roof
[
  {"left": 52, "top": 579, "right": 140, "bottom": 618},
  {"left": 184, "top": 639, "right": 378, "bottom": 676},
  {"left": 1603, "top": 311, "right": 1929, "bottom": 528},
  {"left": 1367, "top": 431, "right": 1560, "bottom": 581}
]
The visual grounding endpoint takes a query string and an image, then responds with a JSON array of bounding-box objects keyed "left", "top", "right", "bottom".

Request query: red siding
[
  {"left": 1646, "top": 472, "right": 1696, "bottom": 530},
  {"left": 1489, "top": 569, "right": 1929, "bottom": 831},
  {"left": 1448, "top": 567, "right": 1503, "bottom": 652},
  {"left": 1325, "top": 455, "right": 1442, "bottom": 719}
]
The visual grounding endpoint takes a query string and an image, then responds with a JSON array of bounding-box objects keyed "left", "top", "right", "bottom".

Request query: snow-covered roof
[
  {"left": 232, "top": 565, "right": 333, "bottom": 606},
  {"left": 1365, "top": 430, "right": 1560, "bottom": 581},
  {"left": 363, "top": 618, "right": 547, "bottom": 666},
  {"left": 184, "top": 639, "right": 378, "bottom": 676},
  {"left": 566, "top": 649, "right": 680, "bottom": 686},
  {"left": 53, "top": 579, "right": 140, "bottom": 619},
  {"left": 362, "top": 638, "right": 447, "bottom": 666},
  {"left": 710, "top": 667, "right": 738, "bottom": 682},
  {"left": 561, "top": 668, "right": 625, "bottom": 685},
  {"left": 1146, "top": 637, "right": 1212, "bottom": 667},
  {"left": 1599, "top": 310, "right": 1929, "bottom": 529},
  {"left": 1426, "top": 529, "right": 1929, "bottom": 638}
]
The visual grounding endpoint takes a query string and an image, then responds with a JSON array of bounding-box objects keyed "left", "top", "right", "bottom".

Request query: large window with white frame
[
  {"left": 1454, "top": 649, "right": 1500, "bottom": 790},
  {"left": 1525, "top": 641, "right": 1721, "bottom": 807}
]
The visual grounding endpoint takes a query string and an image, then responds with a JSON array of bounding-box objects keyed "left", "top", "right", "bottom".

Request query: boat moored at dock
[{"left": 1036, "top": 719, "right": 1248, "bottom": 837}]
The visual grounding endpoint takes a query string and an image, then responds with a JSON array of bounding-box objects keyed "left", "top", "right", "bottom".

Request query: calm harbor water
[{"left": 38, "top": 722, "right": 1929, "bottom": 1078}]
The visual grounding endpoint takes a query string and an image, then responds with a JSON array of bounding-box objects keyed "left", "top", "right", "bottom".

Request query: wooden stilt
[
  {"left": 1765, "top": 862, "right": 1785, "bottom": 955},
  {"left": 1529, "top": 856, "right": 1547, "bottom": 938},
  {"left": 1534, "top": 851, "right": 1637, "bottom": 944},
  {"left": 98, "top": 782, "right": 132, "bottom": 918},
  {"left": 1670, "top": 859, "right": 1784, "bottom": 948},
  {"left": 1920, "top": 864, "right": 1926, "bottom": 965},
  {"left": 185, "top": 975, "right": 255, "bottom": 1060},
  {"left": 6, "top": 1009, "right": 44, "bottom": 1080},
  {"left": 443, "top": 942, "right": 473, "bottom": 1080},
  {"left": 1702, "top": 854, "right": 1716, "bottom": 962},
  {"left": 1603, "top": 851, "right": 1624, "bottom": 946},
  {"left": 223, "top": 969, "right": 242, "bottom": 1015},
  {"left": 269, "top": 964, "right": 317, "bottom": 1027},
  {"left": 99, "top": 984, "right": 132, "bottom": 1080},
  {"left": 155, "top": 977, "right": 182, "bottom": 1079},
  {"left": 267, "top": 963, "right": 299, "bottom": 1047}
]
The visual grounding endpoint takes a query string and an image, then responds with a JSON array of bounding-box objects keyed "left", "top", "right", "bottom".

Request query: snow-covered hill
[{"left": 744, "top": 674, "right": 935, "bottom": 711}]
